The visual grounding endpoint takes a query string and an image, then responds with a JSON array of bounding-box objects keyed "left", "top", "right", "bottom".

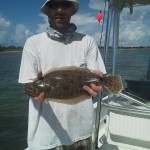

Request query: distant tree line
[
  {"left": 0, "top": 45, "right": 23, "bottom": 52},
  {"left": 98, "top": 46, "right": 150, "bottom": 49},
  {"left": 119, "top": 46, "right": 150, "bottom": 49},
  {"left": 0, "top": 45, "right": 149, "bottom": 52}
]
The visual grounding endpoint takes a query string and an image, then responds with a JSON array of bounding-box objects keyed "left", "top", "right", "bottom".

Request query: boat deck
[{"left": 94, "top": 93, "right": 150, "bottom": 150}]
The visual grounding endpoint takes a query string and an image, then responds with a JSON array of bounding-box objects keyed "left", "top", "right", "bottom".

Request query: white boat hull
[{"left": 94, "top": 98, "right": 150, "bottom": 150}]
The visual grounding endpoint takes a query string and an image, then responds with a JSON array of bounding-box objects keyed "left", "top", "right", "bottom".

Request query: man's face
[{"left": 45, "top": 0, "right": 74, "bottom": 31}]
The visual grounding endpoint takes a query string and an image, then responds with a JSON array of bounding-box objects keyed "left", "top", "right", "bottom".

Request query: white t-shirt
[{"left": 19, "top": 32, "right": 106, "bottom": 150}]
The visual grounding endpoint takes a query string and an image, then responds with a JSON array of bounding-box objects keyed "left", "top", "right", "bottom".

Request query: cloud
[
  {"left": 36, "top": 14, "right": 49, "bottom": 33},
  {"left": 71, "top": 13, "right": 97, "bottom": 25},
  {"left": 0, "top": 16, "right": 11, "bottom": 44},
  {"left": 0, "top": 4, "right": 149, "bottom": 47},
  {"left": 87, "top": 1, "right": 150, "bottom": 46},
  {"left": 71, "top": 12, "right": 104, "bottom": 44},
  {"left": 0, "top": 17, "right": 10, "bottom": 28},
  {"left": 119, "top": 23, "right": 150, "bottom": 46},
  {"left": 10, "top": 24, "right": 33, "bottom": 46},
  {"left": 120, "top": 23, "right": 145, "bottom": 43},
  {"left": 0, "top": 16, "right": 32, "bottom": 46},
  {"left": 119, "top": 6, "right": 150, "bottom": 46},
  {"left": 88, "top": 0, "right": 105, "bottom": 10}
]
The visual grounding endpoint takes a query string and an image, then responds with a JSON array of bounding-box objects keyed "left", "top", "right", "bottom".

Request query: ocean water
[
  {"left": 0, "top": 48, "right": 149, "bottom": 150},
  {"left": 0, "top": 52, "right": 28, "bottom": 150}
]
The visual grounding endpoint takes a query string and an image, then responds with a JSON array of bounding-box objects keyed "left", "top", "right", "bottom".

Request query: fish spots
[
  {"left": 63, "top": 85, "right": 69, "bottom": 91},
  {"left": 103, "top": 75, "right": 122, "bottom": 94},
  {"left": 25, "top": 66, "right": 123, "bottom": 100}
]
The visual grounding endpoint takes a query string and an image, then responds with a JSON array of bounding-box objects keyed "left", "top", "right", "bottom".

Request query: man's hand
[
  {"left": 34, "top": 92, "right": 45, "bottom": 102},
  {"left": 83, "top": 70, "right": 103, "bottom": 97},
  {"left": 34, "top": 71, "right": 45, "bottom": 102}
]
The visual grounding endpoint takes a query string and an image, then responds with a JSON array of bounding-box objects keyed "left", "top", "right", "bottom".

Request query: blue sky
[{"left": 0, "top": 0, "right": 149, "bottom": 47}]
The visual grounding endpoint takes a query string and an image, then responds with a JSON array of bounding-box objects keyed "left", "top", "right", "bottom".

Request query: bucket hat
[{"left": 41, "top": 0, "right": 79, "bottom": 16}]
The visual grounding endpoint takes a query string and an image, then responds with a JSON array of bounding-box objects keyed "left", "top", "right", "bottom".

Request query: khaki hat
[{"left": 41, "top": 0, "right": 79, "bottom": 16}]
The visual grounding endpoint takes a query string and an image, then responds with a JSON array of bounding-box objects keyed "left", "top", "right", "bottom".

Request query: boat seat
[{"left": 99, "top": 104, "right": 150, "bottom": 150}]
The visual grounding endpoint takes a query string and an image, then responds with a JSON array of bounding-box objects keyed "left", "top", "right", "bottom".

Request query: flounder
[{"left": 25, "top": 66, "right": 123, "bottom": 102}]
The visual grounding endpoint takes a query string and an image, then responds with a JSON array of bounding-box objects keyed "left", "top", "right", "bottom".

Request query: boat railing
[
  {"left": 101, "top": 91, "right": 150, "bottom": 113},
  {"left": 102, "top": 101, "right": 150, "bottom": 115}
]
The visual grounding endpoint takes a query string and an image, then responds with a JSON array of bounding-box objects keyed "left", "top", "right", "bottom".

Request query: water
[
  {"left": 105, "top": 48, "right": 150, "bottom": 80},
  {"left": 0, "top": 52, "right": 28, "bottom": 150},
  {"left": 0, "top": 48, "right": 150, "bottom": 150}
]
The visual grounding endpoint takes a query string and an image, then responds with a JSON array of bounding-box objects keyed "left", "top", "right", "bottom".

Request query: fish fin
[
  {"left": 43, "top": 66, "right": 77, "bottom": 76},
  {"left": 43, "top": 66, "right": 89, "bottom": 76},
  {"left": 103, "top": 75, "right": 123, "bottom": 94},
  {"left": 44, "top": 95, "right": 91, "bottom": 104}
]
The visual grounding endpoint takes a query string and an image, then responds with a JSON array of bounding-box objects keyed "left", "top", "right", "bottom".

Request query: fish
[{"left": 25, "top": 66, "right": 123, "bottom": 102}]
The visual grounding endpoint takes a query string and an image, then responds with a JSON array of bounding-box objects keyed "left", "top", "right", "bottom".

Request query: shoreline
[
  {"left": 119, "top": 47, "right": 150, "bottom": 50},
  {"left": 0, "top": 50, "right": 22, "bottom": 53},
  {"left": 0, "top": 47, "right": 149, "bottom": 53}
]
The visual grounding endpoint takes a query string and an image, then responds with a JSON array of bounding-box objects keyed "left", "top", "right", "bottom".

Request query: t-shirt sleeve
[
  {"left": 18, "top": 38, "right": 38, "bottom": 83},
  {"left": 86, "top": 37, "right": 106, "bottom": 74}
]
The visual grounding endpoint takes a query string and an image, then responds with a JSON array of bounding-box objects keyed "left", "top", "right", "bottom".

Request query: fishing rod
[{"left": 93, "top": 0, "right": 107, "bottom": 149}]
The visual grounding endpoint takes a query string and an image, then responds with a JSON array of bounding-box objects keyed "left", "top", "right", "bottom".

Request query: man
[{"left": 19, "top": 0, "right": 106, "bottom": 149}]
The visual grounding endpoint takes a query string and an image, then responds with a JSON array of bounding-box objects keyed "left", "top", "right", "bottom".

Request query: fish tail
[{"left": 102, "top": 75, "right": 123, "bottom": 94}]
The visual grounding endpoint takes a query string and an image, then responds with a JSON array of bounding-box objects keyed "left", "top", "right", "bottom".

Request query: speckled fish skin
[{"left": 25, "top": 66, "right": 123, "bottom": 100}]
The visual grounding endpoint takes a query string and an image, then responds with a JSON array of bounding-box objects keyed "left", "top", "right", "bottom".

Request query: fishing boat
[
  {"left": 93, "top": 0, "right": 150, "bottom": 150},
  {"left": 125, "top": 57, "right": 150, "bottom": 100}
]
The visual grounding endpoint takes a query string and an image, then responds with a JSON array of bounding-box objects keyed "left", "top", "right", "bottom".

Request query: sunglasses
[{"left": 46, "top": 1, "right": 73, "bottom": 9}]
